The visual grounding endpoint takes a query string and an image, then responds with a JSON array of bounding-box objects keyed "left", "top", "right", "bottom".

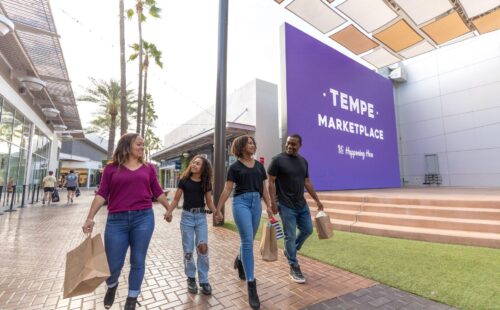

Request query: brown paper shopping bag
[
  {"left": 259, "top": 223, "right": 278, "bottom": 261},
  {"left": 315, "top": 211, "right": 333, "bottom": 239},
  {"left": 63, "top": 234, "right": 110, "bottom": 298}
]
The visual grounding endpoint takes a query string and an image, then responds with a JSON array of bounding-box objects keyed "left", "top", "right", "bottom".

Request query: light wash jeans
[
  {"left": 180, "top": 210, "right": 210, "bottom": 283},
  {"left": 104, "top": 208, "right": 155, "bottom": 298},
  {"left": 278, "top": 203, "right": 313, "bottom": 266},
  {"left": 232, "top": 192, "right": 262, "bottom": 281}
]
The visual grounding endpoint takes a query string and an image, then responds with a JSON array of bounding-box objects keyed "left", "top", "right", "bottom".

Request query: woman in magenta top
[{"left": 82, "top": 133, "right": 172, "bottom": 310}]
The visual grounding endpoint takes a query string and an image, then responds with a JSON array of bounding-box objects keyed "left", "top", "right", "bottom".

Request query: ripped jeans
[{"left": 180, "top": 210, "right": 209, "bottom": 283}]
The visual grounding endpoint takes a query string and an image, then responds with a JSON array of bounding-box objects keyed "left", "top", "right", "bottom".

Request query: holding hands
[
  {"left": 214, "top": 210, "right": 223, "bottom": 224},
  {"left": 163, "top": 210, "right": 173, "bottom": 223}
]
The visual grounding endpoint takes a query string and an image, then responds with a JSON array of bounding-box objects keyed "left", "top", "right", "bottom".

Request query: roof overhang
[
  {"left": 152, "top": 122, "right": 256, "bottom": 162},
  {"left": 59, "top": 152, "right": 90, "bottom": 162},
  {"left": 0, "top": 0, "right": 83, "bottom": 138},
  {"left": 274, "top": 0, "right": 500, "bottom": 68}
]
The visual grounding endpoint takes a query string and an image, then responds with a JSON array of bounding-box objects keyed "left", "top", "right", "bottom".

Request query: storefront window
[
  {"left": 0, "top": 140, "right": 9, "bottom": 197},
  {"left": 0, "top": 103, "right": 14, "bottom": 142},
  {"left": 0, "top": 96, "right": 42, "bottom": 207},
  {"left": 12, "top": 112, "right": 23, "bottom": 147}
]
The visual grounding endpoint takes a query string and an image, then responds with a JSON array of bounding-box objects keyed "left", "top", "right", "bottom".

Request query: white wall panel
[
  {"left": 442, "top": 113, "right": 475, "bottom": 133},
  {"left": 474, "top": 124, "right": 500, "bottom": 149},
  {"left": 396, "top": 32, "right": 500, "bottom": 187},
  {"left": 449, "top": 174, "right": 500, "bottom": 187},
  {"left": 439, "top": 57, "right": 500, "bottom": 95},
  {"left": 400, "top": 118, "right": 444, "bottom": 141},
  {"left": 440, "top": 82, "right": 500, "bottom": 116},
  {"left": 445, "top": 130, "right": 476, "bottom": 152},
  {"left": 398, "top": 97, "right": 442, "bottom": 125},
  {"left": 437, "top": 33, "right": 500, "bottom": 74},
  {"left": 396, "top": 76, "right": 440, "bottom": 105},
  {"left": 401, "top": 135, "right": 447, "bottom": 155},
  {"left": 447, "top": 149, "right": 500, "bottom": 174},
  {"left": 474, "top": 108, "right": 500, "bottom": 128},
  {"left": 403, "top": 55, "right": 438, "bottom": 83}
]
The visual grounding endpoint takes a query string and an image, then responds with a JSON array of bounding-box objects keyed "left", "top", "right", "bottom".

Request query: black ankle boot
[
  {"left": 103, "top": 283, "right": 118, "bottom": 309},
  {"left": 233, "top": 256, "right": 245, "bottom": 280},
  {"left": 247, "top": 280, "right": 260, "bottom": 310},
  {"left": 124, "top": 297, "right": 141, "bottom": 310}
]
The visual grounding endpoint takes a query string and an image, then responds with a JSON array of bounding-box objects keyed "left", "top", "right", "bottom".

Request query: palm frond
[{"left": 127, "top": 8, "right": 134, "bottom": 19}]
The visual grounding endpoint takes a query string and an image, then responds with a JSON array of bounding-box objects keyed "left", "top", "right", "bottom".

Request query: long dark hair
[
  {"left": 112, "top": 133, "right": 145, "bottom": 167},
  {"left": 180, "top": 155, "right": 213, "bottom": 192}
]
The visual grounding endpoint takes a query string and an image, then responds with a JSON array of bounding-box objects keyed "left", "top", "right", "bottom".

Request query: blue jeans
[
  {"left": 278, "top": 203, "right": 313, "bottom": 266},
  {"left": 104, "top": 208, "right": 154, "bottom": 298},
  {"left": 180, "top": 210, "right": 209, "bottom": 283},
  {"left": 232, "top": 192, "right": 262, "bottom": 281}
]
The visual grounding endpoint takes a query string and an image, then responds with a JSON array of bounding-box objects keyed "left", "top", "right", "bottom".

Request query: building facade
[
  {"left": 394, "top": 30, "right": 500, "bottom": 187},
  {"left": 0, "top": 0, "right": 82, "bottom": 212},
  {"left": 152, "top": 79, "right": 280, "bottom": 189},
  {"left": 60, "top": 134, "right": 108, "bottom": 188}
]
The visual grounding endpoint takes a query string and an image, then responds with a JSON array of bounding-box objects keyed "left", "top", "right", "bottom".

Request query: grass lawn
[{"left": 223, "top": 220, "right": 500, "bottom": 310}]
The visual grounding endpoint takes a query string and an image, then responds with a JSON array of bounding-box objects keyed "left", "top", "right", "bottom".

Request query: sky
[{"left": 49, "top": 0, "right": 372, "bottom": 144}]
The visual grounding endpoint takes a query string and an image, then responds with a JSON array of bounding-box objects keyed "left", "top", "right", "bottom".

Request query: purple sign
[{"left": 283, "top": 23, "right": 400, "bottom": 190}]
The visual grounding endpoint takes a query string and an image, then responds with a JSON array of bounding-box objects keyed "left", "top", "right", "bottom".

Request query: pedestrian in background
[
  {"left": 41, "top": 171, "right": 57, "bottom": 206},
  {"left": 65, "top": 170, "right": 78, "bottom": 204},
  {"left": 81, "top": 133, "right": 172, "bottom": 310},
  {"left": 216, "top": 135, "right": 273, "bottom": 310}
]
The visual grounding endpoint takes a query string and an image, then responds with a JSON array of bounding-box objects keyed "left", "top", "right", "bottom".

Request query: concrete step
[
  {"left": 309, "top": 199, "right": 500, "bottom": 220},
  {"left": 361, "top": 203, "right": 500, "bottom": 221},
  {"left": 312, "top": 209, "right": 500, "bottom": 234},
  {"left": 357, "top": 212, "right": 500, "bottom": 234},
  {"left": 307, "top": 190, "right": 500, "bottom": 248},
  {"left": 332, "top": 219, "right": 500, "bottom": 249},
  {"left": 313, "top": 193, "right": 500, "bottom": 209}
]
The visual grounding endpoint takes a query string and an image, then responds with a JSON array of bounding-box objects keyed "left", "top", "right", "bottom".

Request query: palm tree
[
  {"left": 129, "top": 40, "right": 163, "bottom": 136},
  {"left": 143, "top": 94, "right": 161, "bottom": 160},
  {"left": 119, "top": 0, "right": 128, "bottom": 135},
  {"left": 78, "top": 78, "right": 135, "bottom": 158},
  {"left": 127, "top": 0, "right": 161, "bottom": 134}
]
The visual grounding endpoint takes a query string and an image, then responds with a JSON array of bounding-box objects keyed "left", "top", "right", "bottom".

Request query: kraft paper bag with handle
[
  {"left": 259, "top": 222, "right": 278, "bottom": 261},
  {"left": 315, "top": 211, "right": 333, "bottom": 240},
  {"left": 63, "top": 233, "right": 110, "bottom": 298}
]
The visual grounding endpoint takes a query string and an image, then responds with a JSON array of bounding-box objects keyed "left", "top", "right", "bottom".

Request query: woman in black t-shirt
[
  {"left": 166, "top": 155, "right": 218, "bottom": 295},
  {"left": 215, "top": 135, "right": 272, "bottom": 310}
]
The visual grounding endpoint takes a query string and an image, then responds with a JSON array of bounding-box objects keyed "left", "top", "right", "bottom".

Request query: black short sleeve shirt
[
  {"left": 267, "top": 152, "right": 309, "bottom": 209},
  {"left": 227, "top": 160, "right": 267, "bottom": 197},
  {"left": 178, "top": 178, "right": 206, "bottom": 210}
]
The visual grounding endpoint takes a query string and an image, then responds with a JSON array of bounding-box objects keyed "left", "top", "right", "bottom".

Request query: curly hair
[
  {"left": 230, "top": 135, "right": 256, "bottom": 158},
  {"left": 112, "top": 133, "right": 145, "bottom": 167},
  {"left": 180, "top": 155, "right": 213, "bottom": 192}
]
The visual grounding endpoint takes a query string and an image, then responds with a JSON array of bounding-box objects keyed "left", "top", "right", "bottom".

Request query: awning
[
  {"left": 274, "top": 0, "right": 500, "bottom": 68},
  {"left": 0, "top": 0, "right": 82, "bottom": 137},
  {"left": 152, "top": 122, "right": 256, "bottom": 162}
]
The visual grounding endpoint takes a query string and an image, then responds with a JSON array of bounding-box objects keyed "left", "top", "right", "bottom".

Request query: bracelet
[{"left": 86, "top": 219, "right": 95, "bottom": 223}]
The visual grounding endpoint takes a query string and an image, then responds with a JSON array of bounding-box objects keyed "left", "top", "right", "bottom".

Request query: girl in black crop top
[{"left": 166, "top": 155, "right": 218, "bottom": 295}]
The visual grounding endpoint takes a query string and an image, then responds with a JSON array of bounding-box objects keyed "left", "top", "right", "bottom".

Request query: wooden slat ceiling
[{"left": 274, "top": 0, "right": 500, "bottom": 68}]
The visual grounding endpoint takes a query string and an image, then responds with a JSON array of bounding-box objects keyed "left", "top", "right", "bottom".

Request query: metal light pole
[{"left": 213, "top": 0, "right": 229, "bottom": 226}]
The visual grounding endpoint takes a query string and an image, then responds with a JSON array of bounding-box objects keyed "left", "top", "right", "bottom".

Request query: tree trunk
[
  {"left": 108, "top": 112, "right": 117, "bottom": 159},
  {"left": 141, "top": 57, "right": 148, "bottom": 137},
  {"left": 145, "top": 124, "right": 150, "bottom": 161},
  {"left": 119, "top": 0, "right": 128, "bottom": 136},
  {"left": 135, "top": 2, "right": 144, "bottom": 133}
]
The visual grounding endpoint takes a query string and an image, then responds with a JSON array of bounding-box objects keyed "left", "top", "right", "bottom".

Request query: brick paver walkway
[
  {"left": 304, "top": 285, "right": 455, "bottom": 310},
  {"left": 0, "top": 191, "right": 451, "bottom": 310}
]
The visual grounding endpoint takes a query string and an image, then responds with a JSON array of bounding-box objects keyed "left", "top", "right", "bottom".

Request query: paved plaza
[{"left": 0, "top": 191, "right": 453, "bottom": 309}]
